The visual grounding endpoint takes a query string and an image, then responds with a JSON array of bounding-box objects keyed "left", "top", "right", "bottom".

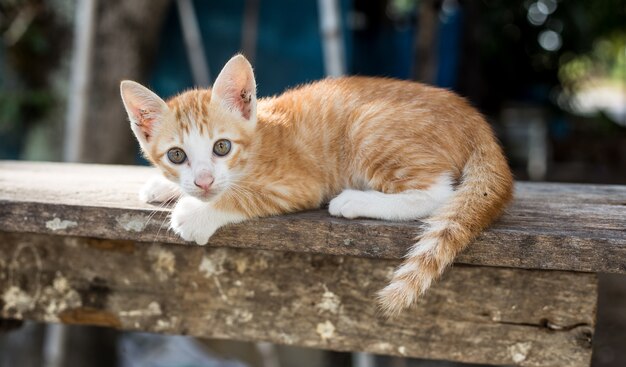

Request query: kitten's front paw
[
  {"left": 328, "top": 190, "right": 370, "bottom": 219},
  {"left": 139, "top": 176, "right": 181, "bottom": 203},
  {"left": 170, "top": 197, "right": 217, "bottom": 245}
]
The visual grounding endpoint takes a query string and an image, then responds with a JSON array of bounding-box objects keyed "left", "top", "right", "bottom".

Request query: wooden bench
[{"left": 1, "top": 161, "right": 624, "bottom": 366}]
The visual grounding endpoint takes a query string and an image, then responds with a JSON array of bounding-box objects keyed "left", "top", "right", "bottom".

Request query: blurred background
[{"left": 0, "top": 0, "right": 624, "bottom": 366}]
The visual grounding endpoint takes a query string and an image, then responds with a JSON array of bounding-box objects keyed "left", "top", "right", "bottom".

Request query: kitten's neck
[{"left": 248, "top": 97, "right": 292, "bottom": 158}]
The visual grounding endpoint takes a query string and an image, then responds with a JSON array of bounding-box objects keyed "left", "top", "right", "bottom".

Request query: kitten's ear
[
  {"left": 211, "top": 54, "right": 257, "bottom": 121},
  {"left": 120, "top": 80, "right": 169, "bottom": 145}
]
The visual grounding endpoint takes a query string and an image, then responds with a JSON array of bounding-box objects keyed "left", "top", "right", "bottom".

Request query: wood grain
[
  {"left": 0, "top": 233, "right": 596, "bottom": 367},
  {"left": 1, "top": 161, "right": 624, "bottom": 273}
]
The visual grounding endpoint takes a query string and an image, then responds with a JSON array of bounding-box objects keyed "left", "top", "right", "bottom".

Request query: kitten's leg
[
  {"left": 170, "top": 196, "right": 247, "bottom": 245},
  {"left": 329, "top": 174, "right": 454, "bottom": 220},
  {"left": 170, "top": 185, "right": 323, "bottom": 245},
  {"left": 139, "top": 175, "right": 182, "bottom": 203}
]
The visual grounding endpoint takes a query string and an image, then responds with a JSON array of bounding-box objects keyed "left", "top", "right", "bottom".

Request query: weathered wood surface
[
  {"left": 1, "top": 161, "right": 625, "bottom": 273},
  {"left": 0, "top": 233, "right": 596, "bottom": 367}
]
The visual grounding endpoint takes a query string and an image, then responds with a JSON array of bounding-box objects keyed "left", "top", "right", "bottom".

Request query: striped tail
[{"left": 377, "top": 142, "right": 513, "bottom": 317}]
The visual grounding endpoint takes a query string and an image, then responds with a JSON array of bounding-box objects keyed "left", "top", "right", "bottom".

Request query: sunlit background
[{"left": 0, "top": 0, "right": 625, "bottom": 366}]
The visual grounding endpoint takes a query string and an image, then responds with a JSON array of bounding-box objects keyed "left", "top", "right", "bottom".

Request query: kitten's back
[{"left": 259, "top": 76, "right": 492, "bottom": 193}]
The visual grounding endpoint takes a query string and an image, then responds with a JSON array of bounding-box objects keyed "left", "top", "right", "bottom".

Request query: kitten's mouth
[
  {"left": 186, "top": 183, "right": 224, "bottom": 202},
  {"left": 196, "top": 192, "right": 214, "bottom": 201},
  {"left": 193, "top": 189, "right": 218, "bottom": 202}
]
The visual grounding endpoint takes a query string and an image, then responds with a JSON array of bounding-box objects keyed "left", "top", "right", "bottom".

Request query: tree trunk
[{"left": 80, "top": 0, "right": 171, "bottom": 164}]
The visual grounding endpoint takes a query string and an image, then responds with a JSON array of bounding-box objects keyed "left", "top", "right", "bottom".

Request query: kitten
[{"left": 120, "top": 54, "right": 513, "bottom": 316}]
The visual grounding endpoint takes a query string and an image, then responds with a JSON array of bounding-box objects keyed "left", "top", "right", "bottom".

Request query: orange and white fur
[{"left": 120, "top": 55, "right": 513, "bottom": 316}]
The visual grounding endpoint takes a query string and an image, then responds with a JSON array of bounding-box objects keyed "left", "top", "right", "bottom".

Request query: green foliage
[
  {"left": 0, "top": 90, "right": 55, "bottom": 132},
  {"left": 559, "top": 32, "right": 626, "bottom": 88}
]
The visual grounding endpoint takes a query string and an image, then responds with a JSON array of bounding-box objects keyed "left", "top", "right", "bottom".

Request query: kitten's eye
[
  {"left": 167, "top": 148, "right": 187, "bottom": 164},
  {"left": 213, "top": 139, "right": 231, "bottom": 157}
]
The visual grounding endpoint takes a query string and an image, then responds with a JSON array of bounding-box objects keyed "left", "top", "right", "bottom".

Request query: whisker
[
  {"left": 151, "top": 192, "right": 180, "bottom": 243},
  {"left": 144, "top": 196, "right": 173, "bottom": 225}
]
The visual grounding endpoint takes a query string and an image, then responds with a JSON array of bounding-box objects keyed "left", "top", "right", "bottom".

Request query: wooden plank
[
  {"left": 593, "top": 273, "right": 626, "bottom": 366},
  {"left": 0, "top": 233, "right": 596, "bottom": 367},
  {"left": 1, "top": 161, "right": 625, "bottom": 273}
]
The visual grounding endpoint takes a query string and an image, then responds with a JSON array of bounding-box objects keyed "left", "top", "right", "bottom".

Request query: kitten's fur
[{"left": 120, "top": 55, "right": 513, "bottom": 316}]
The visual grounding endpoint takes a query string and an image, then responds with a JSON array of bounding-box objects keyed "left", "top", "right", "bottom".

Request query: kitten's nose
[{"left": 194, "top": 172, "right": 214, "bottom": 191}]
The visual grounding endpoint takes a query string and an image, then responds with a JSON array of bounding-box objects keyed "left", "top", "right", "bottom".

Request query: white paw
[
  {"left": 139, "top": 176, "right": 181, "bottom": 203},
  {"left": 170, "top": 197, "right": 218, "bottom": 245},
  {"left": 328, "top": 190, "right": 370, "bottom": 219}
]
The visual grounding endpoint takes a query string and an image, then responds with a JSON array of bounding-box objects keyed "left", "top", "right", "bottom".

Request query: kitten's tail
[{"left": 377, "top": 138, "right": 513, "bottom": 317}]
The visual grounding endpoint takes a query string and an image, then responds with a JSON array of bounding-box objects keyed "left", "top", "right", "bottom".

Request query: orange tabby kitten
[{"left": 120, "top": 54, "right": 513, "bottom": 316}]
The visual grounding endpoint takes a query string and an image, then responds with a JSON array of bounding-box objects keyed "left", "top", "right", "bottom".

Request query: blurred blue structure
[
  {"left": 436, "top": 1, "right": 463, "bottom": 88},
  {"left": 150, "top": 0, "right": 464, "bottom": 99},
  {"left": 150, "top": 0, "right": 329, "bottom": 98}
]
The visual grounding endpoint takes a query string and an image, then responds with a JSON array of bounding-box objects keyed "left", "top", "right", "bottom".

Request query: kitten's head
[{"left": 120, "top": 54, "right": 257, "bottom": 201}]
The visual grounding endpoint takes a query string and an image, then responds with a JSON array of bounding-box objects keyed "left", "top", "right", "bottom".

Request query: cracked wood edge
[
  {"left": 0, "top": 232, "right": 596, "bottom": 367},
  {"left": 1, "top": 200, "right": 625, "bottom": 273},
  {"left": 1, "top": 161, "right": 625, "bottom": 273}
]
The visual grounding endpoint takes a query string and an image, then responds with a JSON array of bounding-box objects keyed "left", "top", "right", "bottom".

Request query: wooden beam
[
  {"left": 0, "top": 233, "right": 596, "bottom": 367},
  {"left": 0, "top": 161, "right": 624, "bottom": 273}
]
